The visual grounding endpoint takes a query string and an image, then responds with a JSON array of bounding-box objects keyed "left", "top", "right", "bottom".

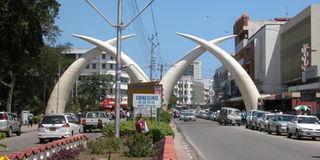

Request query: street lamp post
[{"left": 84, "top": 0, "right": 155, "bottom": 137}]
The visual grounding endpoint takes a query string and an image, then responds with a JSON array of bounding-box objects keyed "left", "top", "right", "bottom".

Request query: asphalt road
[
  {"left": 174, "top": 118, "right": 320, "bottom": 160},
  {"left": 0, "top": 125, "right": 103, "bottom": 155}
]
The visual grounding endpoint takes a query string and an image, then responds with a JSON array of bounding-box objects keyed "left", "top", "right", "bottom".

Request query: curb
[{"left": 172, "top": 120, "right": 200, "bottom": 160}]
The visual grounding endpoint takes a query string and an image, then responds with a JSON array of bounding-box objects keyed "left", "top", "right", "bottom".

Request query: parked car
[
  {"left": 252, "top": 111, "right": 271, "bottom": 130},
  {"left": 267, "top": 114, "right": 294, "bottom": 135},
  {"left": 209, "top": 112, "right": 216, "bottom": 121},
  {"left": 0, "top": 112, "right": 21, "bottom": 137},
  {"left": 219, "top": 107, "right": 242, "bottom": 126},
  {"left": 184, "top": 112, "right": 196, "bottom": 121},
  {"left": 259, "top": 113, "right": 275, "bottom": 132},
  {"left": 38, "top": 114, "right": 80, "bottom": 143},
  {"left": 81, "top": 111, "right": 109, "bottom": 132},
  {"left": 286, "top": 115, "right": 320, "bottom": 140},
  {"left": 179, "top": 112, "right": 186, "bottom": 120},
  {"left": 245, "top": 110, "right": 259, "bottom": 129}
]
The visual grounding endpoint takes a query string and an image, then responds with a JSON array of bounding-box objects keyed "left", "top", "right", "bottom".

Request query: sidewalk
[
  {"left": 21, "top": 125, "right": 38, "bottom": 133},
  {"left": 171, "top": 121, "right": 197, "bottom": 160}
]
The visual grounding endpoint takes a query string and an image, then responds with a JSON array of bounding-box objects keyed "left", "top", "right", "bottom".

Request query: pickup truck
[{"left": 81, "top": 111, "right": 109, "bottom": 133}]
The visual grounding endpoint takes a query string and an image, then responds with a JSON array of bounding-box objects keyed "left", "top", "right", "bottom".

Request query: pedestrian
[
  {"left": 135, "top": 113, "right": 147, "bottom": 134},
  {"left": 126, "top": 111, "right": 131, "bottom": 121},
  {"left": 28, "top": 113, "right": 34, "bottom": 127}
]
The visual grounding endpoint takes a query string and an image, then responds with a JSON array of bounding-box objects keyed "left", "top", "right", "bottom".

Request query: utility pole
[
  {"left": 148, "top": 33, "right": 159, "bottom": 81},
  {"left": 84, "top": 0, "right": 155, "bottom": 138},
  {"left": 157, "top": 63, "right": 166, "bottom": 80}
]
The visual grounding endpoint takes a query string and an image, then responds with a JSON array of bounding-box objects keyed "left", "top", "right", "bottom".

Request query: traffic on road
[{"left": 173, "top": 107, "right": 320, "bottom": 160}]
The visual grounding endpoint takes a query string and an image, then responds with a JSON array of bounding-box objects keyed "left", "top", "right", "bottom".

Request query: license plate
[{"left": 50, "top": 127, "right": 56, "bottom": 132}]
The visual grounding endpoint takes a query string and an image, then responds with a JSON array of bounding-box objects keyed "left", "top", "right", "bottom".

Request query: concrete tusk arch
[
  {"left": 176, "top": 33, "right": 260, "bottom": 111},
  {"left": 46, "top": 35, "right": 139, "bottom": 114},
  {"left": 160, "top": 35, "right": 236, "bottom": 110},
  {"left": 72, "top": 34, "right": 150, "bottom": 83}
]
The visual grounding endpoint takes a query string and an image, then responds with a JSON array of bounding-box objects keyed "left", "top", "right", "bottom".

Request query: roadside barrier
[{"left": 2, "top": 134, "right": 88, "bottom": 160}]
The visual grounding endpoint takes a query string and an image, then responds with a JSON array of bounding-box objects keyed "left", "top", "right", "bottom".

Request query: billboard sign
[{"left": 133, "top": 94, "right": 161, "bottom": 108}]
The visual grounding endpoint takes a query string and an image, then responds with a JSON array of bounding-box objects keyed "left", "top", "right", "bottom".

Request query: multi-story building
[
  {"left": 280, "top": 5, "right": 320, "bottom": 112},
  {"left": 65, "top": 49, "right": 129, "bottom": 106},
  {"left": 215, "top": 5, "right": 320, "bottom": 112},
  {"left": 173, "top": 61, "right": 205, "bottom": 107}
]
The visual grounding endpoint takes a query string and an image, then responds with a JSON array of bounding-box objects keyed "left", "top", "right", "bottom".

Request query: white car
[
  {"left": 287, "top": 115, "right": 320, "bottom": 140},
  {"left": 38, "top": 114, "right": 80, "bottom": 143}
]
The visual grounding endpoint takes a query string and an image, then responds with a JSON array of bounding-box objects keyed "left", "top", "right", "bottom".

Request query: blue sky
[{"left": 55, "top": 0, "right": 320, "bottom": 79}]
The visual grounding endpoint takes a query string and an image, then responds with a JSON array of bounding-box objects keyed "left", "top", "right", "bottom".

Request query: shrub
[
  {"left": 47, "top": 144, "right": 85, "bottom": 160},
  {"left": 160, "top": 111, "right": 172, "bottom": 123},
  {"left": 87, "top": 139, "right": 107, "bottom": 154},
  {"left": 106, "top": 137, "right": 122, "bottom": 152},
  {"left": 103, "top": 121, "right": 135, "bottom": 137},
  {"left": 124, "top": 133, "right": 156, "bottom": 157},
  {"left": 146, "top": 120, "right": 175, "bottom": 143},
  {"left": 0, "top": 132, "right": 6, "bottom": 140}
]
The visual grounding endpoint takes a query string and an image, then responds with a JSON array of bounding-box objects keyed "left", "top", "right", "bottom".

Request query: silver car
[
  {"left": 267, "top": 114, "right": 294, "bottom": 135},
  {"left": 183, "top": 112, "right": 196, "bottom": 121},
  {"left": 259, "top": 113, "right": 275, "bottom": 132},
  {"left": 287, "top": 115, "right": 320, "bottom": 140},
  {"left": 38, "top": 114, "right": 80, "bottom": 143},
  {"left": 252, "top": 111, "right": 271, "bottom": 130},
  {"left": 0, "top": 112, "right": 21, "bottom": 137}
]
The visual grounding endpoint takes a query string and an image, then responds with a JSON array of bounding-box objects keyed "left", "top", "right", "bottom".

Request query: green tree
[
  {"left": 0, "top": 0, "right": 61, "bottom": 112},
  {"left": 71, "top": 73, "right": 114, "bottom": 111},
  {"left": 168, "top": 94, "right": 181, "bottom": 109}
]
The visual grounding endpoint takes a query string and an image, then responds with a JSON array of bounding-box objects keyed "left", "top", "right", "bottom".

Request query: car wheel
[
  {"left": 39, "top": 138, "right": 45, "bottom": 143},
  {"left": 295, "top": 130, "right": 301, "bottom": 140},
  {"left": 276, "top": 126, "right": 280, "bottom": 135},
  {"left": 83, "top": 127, "right": 87, "bottom": 133},
  {"left": 6, "top": 127, "right": 12, "bottom": 137},
  {"left": 16, "top": 130, "right": 21, "bottom": 136},
  {"left": 219, "top": 121, "right": 222, "bottom": 125},
  {"left": 268, "top": 126, "right": 271, "bottom": 134},
  {"left": 238, "top": 123, "right": 241, "bottom": 126},
  {"left": 312, "top": 137, "right": 316, "bottom": 140},
  {"left": 286, "top": 129, "right": 291, "bottom": 138}
]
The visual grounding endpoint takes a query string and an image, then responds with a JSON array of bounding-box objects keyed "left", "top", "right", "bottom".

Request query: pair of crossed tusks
[{"left": 46, "top": 33, "right": 259, "bottom": 114}]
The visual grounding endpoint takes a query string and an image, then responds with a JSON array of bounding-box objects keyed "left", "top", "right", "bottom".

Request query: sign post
[{"left": 133, "top": 94, "right": 161, "bottom": 119}]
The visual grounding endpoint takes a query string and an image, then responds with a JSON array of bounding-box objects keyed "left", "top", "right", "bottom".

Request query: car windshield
[
  {"left": 42, "top": 115, "right": 66, "bottom": 124},
  {"left": 87, "top": 112, "right": 106, "bottom": 118},
  {"left": 257, "top": 112, "right": 267, "bottom": 117},
  {"left": 298, "top": 117, "right": 319, "bottom": 124},
  {"left": 228, "top": 110, "right": 240, "bottom": 116},
  {"left": 278, "top": 115, "right": 293, "bottom": 121},
  {"left": 186, "top": 112, "right": 194, "bottom": 116},
  {"left": 266, "top": 115, "right": 274, "bottom": 120}
]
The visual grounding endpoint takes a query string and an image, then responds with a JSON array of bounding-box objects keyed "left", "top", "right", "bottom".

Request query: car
[
  {"left": 81, "top": 111, "right": 109, "bottom": 132},
  {"left": 219, "top": 107, "right": 242, "bottom": 126},
  {"left": 0, "top": 112, "right": 21, "bottom": 137},
  {"left": 245, "top": 110, "right": 259, "bottom": 129},
  {"left": 267, "top": 114, "right": 294, "bottom": 135},
  {"left": 286, "top": 115, "right": 320, "bottom": 140},
  {"left": 259, "top": 113, "right": 275, "bottom": 132},
  {"left": 179, "top": 112, "right": 186, "bottom": 120},
  {"left": 183, "top": 112, "right": 196, "bottom": 121},
  {"left": 252, "top": 111, "right": 271, "bottom": 130},
  {"left": 38, "top": 114, "right": 80, "bottom": 143}
]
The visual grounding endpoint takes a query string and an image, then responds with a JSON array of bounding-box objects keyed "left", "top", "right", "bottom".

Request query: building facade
[{"left": 65, "top": 49, "right": 129, "bottom": 106}]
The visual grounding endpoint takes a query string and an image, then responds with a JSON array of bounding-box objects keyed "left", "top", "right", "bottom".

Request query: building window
[
  {"left": 110, "top": 64, "right": 114, "bottom": 69},
  {"left": 92, "top": 63, "right": 96, "bottom": 69},
  {"left": 86, "top": 65, "right": 90, "bottom": 69},
  {"left": 110, "top": 56, "right": 113, "bottom": 60},
  {"left": 102, "top": 64, "right": 106, "bottom": 69},
  {"left": 102, "top": 54, "right": 106, "bottom": 59}
]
